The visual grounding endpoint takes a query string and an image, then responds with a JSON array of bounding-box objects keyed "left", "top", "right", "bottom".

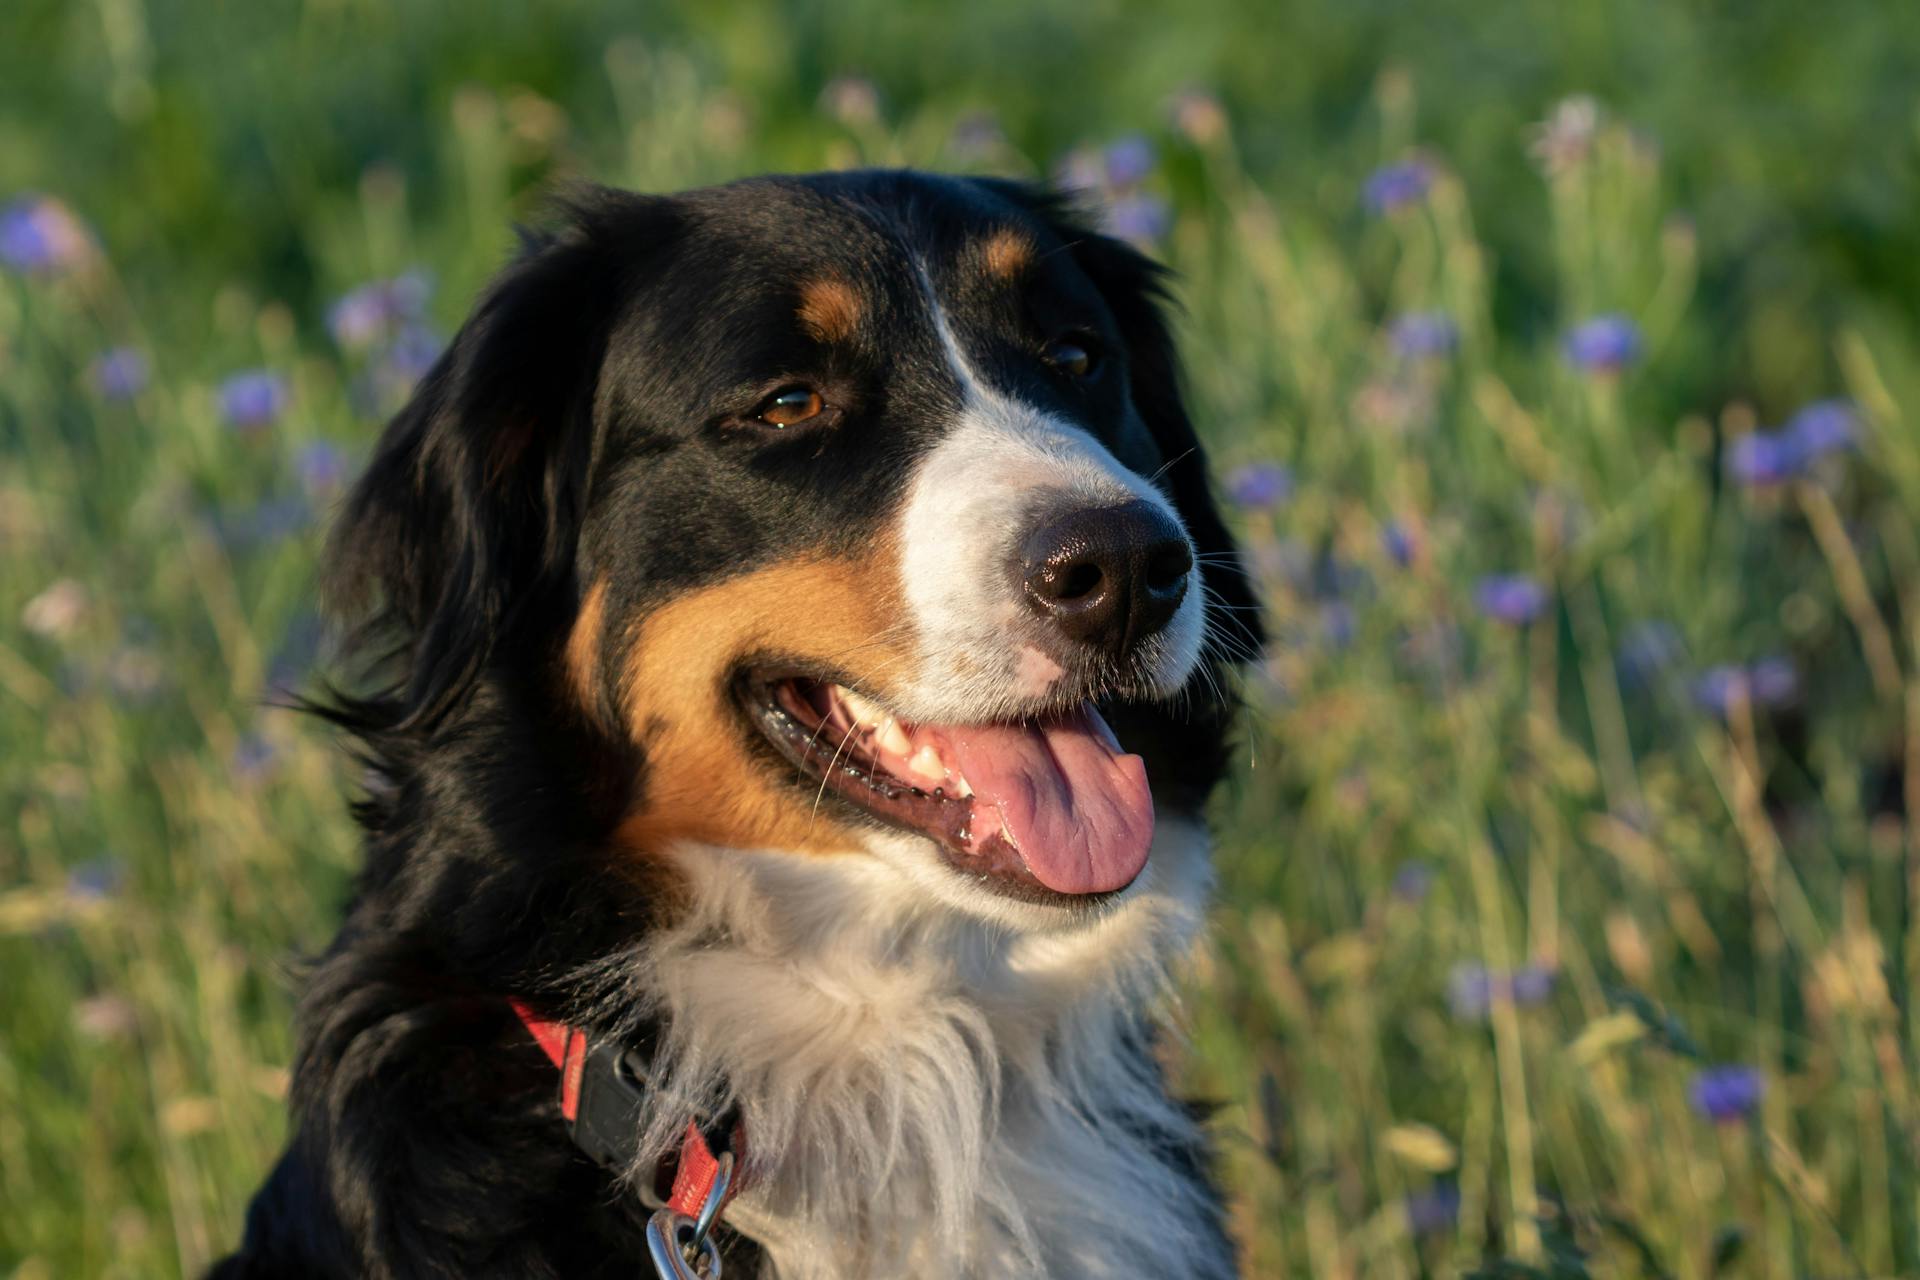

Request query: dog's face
[{"left": 335, "top": 172, "right": 1258, "bottom": 932}]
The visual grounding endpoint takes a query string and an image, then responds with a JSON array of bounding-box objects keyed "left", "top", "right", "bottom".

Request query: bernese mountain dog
[{"left": 211, "top": 170, "right": 1262, "bottom": 1279}]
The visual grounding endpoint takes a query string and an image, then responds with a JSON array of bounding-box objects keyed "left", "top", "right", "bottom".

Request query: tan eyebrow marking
[
  {"left": 797, "top": 277, "right": 863, "bottom": 343},
  {"left": 980, "top": 228, "right": 1036, "bottom": 281}
]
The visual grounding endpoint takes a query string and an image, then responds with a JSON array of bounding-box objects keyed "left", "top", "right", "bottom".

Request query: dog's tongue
[{"left": 942, "top": 704, "right": 1154, "bottom": 895}]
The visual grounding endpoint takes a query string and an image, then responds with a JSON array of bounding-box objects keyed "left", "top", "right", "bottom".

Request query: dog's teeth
[
  {"left": 949, "top": 771, "right": 973, "bottom": 798},
  {"left": 834, "top": 685, "right": 888, "bottom": 729},
  {"left": 874, "top": 717, "right": 913, "bottom": 757},
  {"left": 906, "top": 743, "right": 948, "bottom": 786}
]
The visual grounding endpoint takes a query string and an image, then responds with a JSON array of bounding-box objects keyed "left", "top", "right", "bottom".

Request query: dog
[{"left": 210, "top": 170, "right": 1262, "bottom": 1279}]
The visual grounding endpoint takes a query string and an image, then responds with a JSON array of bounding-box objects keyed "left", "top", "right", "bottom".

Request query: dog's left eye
[
  {"left": 1042, "top": 335, "right": 1099, "bottom": 380},
  {"left": 756, "top": 385, "right": 827, "bottom": 428}
]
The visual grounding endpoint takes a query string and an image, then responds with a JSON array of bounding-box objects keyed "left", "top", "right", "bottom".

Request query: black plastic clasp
[{"left": 569, "top": 1038, "right": 650, "bottom": 1172}]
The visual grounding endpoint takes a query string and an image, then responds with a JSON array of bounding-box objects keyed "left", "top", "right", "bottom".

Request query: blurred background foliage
[{"left": 5, "top": 1, "right": 1920, "bottom": 1276}]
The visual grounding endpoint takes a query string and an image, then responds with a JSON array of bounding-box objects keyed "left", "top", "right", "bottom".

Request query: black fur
[{"left": 214, "top": 171, "right": 1260, "bottom": 1278}]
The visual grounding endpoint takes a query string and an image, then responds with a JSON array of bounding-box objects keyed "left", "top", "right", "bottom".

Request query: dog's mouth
[{"left": 735, "top": 671, "right": 1154, "bottom": 902}]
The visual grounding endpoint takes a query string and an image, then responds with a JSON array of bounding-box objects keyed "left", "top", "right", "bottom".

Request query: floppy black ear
[{"left": 326, "top": 189, "right": 665, "bottom": 731}]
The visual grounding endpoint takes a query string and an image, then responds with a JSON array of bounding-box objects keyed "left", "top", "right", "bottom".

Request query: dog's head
[{"left": 329, "top": 171, "right": 1260, "bottom": 934}]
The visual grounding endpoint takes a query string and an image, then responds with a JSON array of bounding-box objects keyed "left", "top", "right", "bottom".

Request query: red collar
[{"left": 510, "top": 999, "right": 744, "bottom": 1221}]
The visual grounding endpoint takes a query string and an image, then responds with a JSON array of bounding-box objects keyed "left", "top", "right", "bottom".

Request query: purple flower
[
  {"left": 1688, "top": 1064, "right": 1765, "bottom": 1123},
  {"left": 1390, "top": 860, "right": 1433, "bottom": 903},
  {"left": 1617, "top": 620, "right": 1684, "bottom": 689},
  {"left": 1102, "top": 135, "right": 1156, "bottom": 189},
  {"left": 1725, "top": 430, "right": 1802, "bottom": 487},
  {"left": 66, "top": 856, "right": 126, "bottom": 903},
  {"left": 90, "top": 347, "right": 149, "bottom": 400},
  {"left": 232, "top": 733, "right": 279, "bottom": 783},
  {"left": 1691, "top": 658, "right": 1798, "bottom": 718},
  {"left": 1449, "top": 962, "right": 1555, "bottom": 1019},
  {"left": 1747, "top": 656, "right": 1799, "bottom": 706},
  {"left": 219, "top": 371, "right": 289, "bottom": 432},
  {"left": 1474, "top": 574, "right": 1550, "bottom": 626},
  {"left": 1563, "top": 314, "right": 1642, "bottom": 373},
  {"left": 1319, "top": 601, "right": 1356, "bottom": 648},
  {"left": 1226, "top": 461, "right": 1293, "bottom": 510},
  {"left": 1404, "top": 1184, "right": 1461, "bottom": 1236},
  {"left": 1103, "top": 194, "right": 1171, "bottom": 246},
  {"left": 1382, "top": 521, "right": 1418, "bottom": 568},
  {"left": 0, "top": 194, "right": 95, "bottom": 273},
  {"left": 1784, "top": 399, "right": 1858, "bottom": 460},
  {"left": 328, "top": 272, "right": 431, "bottom": 351},
  {"left": 294, "top": 441, "right": 350, "bottom": 498},
  {"left": 949, "top": 111, "right": 1005, "bottom": 160},
  {"left": 1508, "top": 965, "right": 1556, "bottom": 1006},
  {"left": 1363, "top": 160, "right": 1434, "bottom": 215},
  {"left": 1388, "top": 312, "right": 1458, "bottom": 360}
]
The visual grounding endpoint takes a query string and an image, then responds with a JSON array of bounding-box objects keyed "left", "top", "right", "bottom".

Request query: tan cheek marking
[
  {"left": 613, "top": 544, "right": 912, "bottom": 858},
  {"left": 566, "top": 577, "right": 609, "bottom": 711},
  {"left": 981, "top": 228, "right": 1035, "bottom": 281},
  {"left": 797, "top": 278, "right": 863, "bottom": 344}
]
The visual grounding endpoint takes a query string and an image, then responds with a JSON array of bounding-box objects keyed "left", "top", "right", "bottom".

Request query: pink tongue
[{"left": 941, "top": 704, "right": 1154, "bottom": 895}]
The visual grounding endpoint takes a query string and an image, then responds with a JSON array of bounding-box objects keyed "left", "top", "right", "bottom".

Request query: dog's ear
[{"left": 327, "top": 189, "right": 669, "bottom": 730}]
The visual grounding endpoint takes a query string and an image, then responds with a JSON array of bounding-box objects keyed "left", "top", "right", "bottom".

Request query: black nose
[{"left": 1021, "top": 499, "right": 1193, "bottom": 658}]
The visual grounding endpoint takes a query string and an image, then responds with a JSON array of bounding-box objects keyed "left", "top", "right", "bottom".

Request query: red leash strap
[{"left": 509, "top": 1000, "right": 743, "bottom": 1220}]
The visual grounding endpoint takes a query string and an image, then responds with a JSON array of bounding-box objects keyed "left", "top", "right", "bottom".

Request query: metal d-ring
[
  {"left": 645, "top": 1208, "right": 722, "bottom": 1280},
  {"left": 688, "top": 1150, "right": 734, "bottom": 1253}
]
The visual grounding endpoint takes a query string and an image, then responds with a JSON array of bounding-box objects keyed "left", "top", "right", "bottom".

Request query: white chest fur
[{"left": 584, "top": 819, "right": 1231, "bottom": 1279}]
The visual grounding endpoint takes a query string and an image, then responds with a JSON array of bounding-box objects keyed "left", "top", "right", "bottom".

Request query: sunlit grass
[{"left": 5, "top": 28, "right": 1920, "bottom": 1279}]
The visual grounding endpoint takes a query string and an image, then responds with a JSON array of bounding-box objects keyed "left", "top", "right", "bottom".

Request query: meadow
[{"left": 5, "top": 2, "right": 1920, "bottom": 1275}]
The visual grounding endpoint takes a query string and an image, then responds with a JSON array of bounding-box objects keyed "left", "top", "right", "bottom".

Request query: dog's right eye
[{"left": 756, "top": 385, "right": 826, "bottom": 428}]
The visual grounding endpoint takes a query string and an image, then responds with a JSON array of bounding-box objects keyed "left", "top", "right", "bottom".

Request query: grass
[{"left": 5, "top": 3, "right": 1920, "bottom": 1276}]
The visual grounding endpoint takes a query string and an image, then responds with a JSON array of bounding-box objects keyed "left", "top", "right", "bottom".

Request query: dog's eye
[
  {"left": 1042, "top": 336, "right": 1099, "bottom": 379},
  {"left": 756, "top": 385, "right": 826, "bottom": 428}
]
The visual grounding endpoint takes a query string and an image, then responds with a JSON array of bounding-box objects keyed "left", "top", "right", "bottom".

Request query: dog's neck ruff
[{"left": 568, "top": 818, "right": 1234, "bottom": 1280}]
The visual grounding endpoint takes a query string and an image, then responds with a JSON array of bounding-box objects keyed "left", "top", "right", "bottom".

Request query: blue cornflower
[
  {"left": 1319, "top": 601, "right": 1356, "bottom": 648},
  {"left": 328, "top": 272, "right": 431, "bottom": 351},
  {"left": 1474, "top": 574, "right": 1550, "bottom": 626},
  {"left": 1404, "top": 1184, "right": 1461, "bottom": 1236},
  {"left": 1563, "top": 314, "right": 1642, "bottom": 374},
  {"left": 1508, "top": 965, "right": 1556, "bottom": 1006},
  {"left": 232, "top": 733, "right": 279, "bottom": 783},
  {"left": 1102, "top": 135, "right": 1156, "bottom": 189},
  {"left": 1448, "top": 964, "right": 1495, "bottom": 1018},
  {"left": 1725, "top": 430, "right": 1802, "bottom": 487},
  {"left": 1363, "top": 160, "right": 1434, "bottom": 215},
  {"left": 1617, "top": 620, "right": 1684, "bottom": 689},
  {"left": 1688, "top": 1064, "right": 1765, "bottom": 1123},
  {"left": 1388, "top": 312, "right": 1458, "bottom": 360},
  {"left": 1390, "top": 860, "right": 1433, "bottom": 904},
  {"left": 66, "top": 855, "right": 126, "bottom": 903},
  {"left": 948, "top": 111, "right": 1005, "bottom": 160},
  {"left": 1103, "top": 194, "right": 1171, "bottom": 246},
  {"left": 1226, "top": 461, "right": 1293, "bottom": 511},
  {"left": 0, "top": 194, "right": 95, "bottom": 273},
  {"left": 1449, "top": 962, "right": 1555, "bottom": 1019},
  {"left": 1784, "top": 399, "right": 1858, "bottom": 460},
  {"left": 295, "top": 441, "right": 350, "bottom": 497},
  {"left": 1691, "top": 658, "right": 1798, "bottom": 718},
  {"left": 90, "top": 347, "right": 149, "bottom": 400},
  {"left": 219, "top": 371, "right": 289, "bottom": 432},
  {"left": 1381, "top": 521, "right": 1418, "bottom": 568}
]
